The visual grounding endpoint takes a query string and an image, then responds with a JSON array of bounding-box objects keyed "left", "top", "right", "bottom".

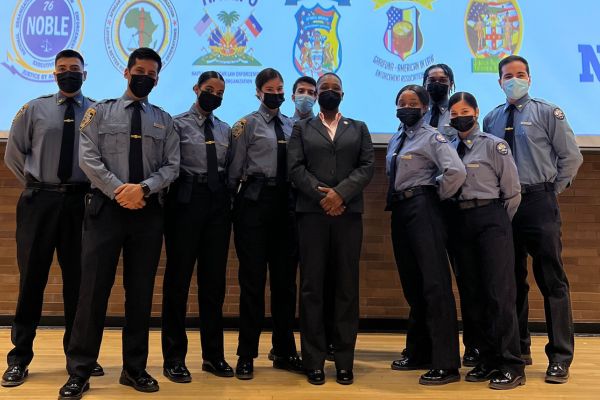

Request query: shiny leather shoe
[
  {"left": 489, "top": 369, "right": 526, "bottom": 389},
  {"left": 1, "top": 364, "right": 28, "bottom": 387},
  {"left": 90, "top": 362, "right": 104, "bottom": 377},
  {"left": 419, "top": 369, "right": 461, "bottom": 385},
  {"left": 521, "top": 352, "right": 533, "bottom": 366},
  {"left": 119, "top": 370, "right": 159, "bottom": 392},
  {"left": 307, "top": 369, "right": 325, "bottom": 385},
  {"left": 272, "top": 353, "right": 304, "bottom": 374},
  {"left": 391, "top": 356, "right": 430, "bottom": 371},
  {"left": 462, "top": 347, "right": 481, "bottom": 367},
  {"left": 58, "top": 375, "right": 89, "bottom": 399},
  {"left": 163, "top": 363, "right": 192, "bottom": 383},
  {"left": 545, "top": 362, "right": 569, "bottom": 384},
  {"left": 465, "top": 364, "right": 497, "bottom": 382},
  {"left": 235, "top": 358, "right": 253, "bottom": 380},
  {"left": 202, "top": 359, "right": 234, "bottom": 378},
  {"left": 336, "top": 369, "right": 354, "bottom": 385},
  {"left": 325, "top": 344, "right": 335, "bottom": 362}
]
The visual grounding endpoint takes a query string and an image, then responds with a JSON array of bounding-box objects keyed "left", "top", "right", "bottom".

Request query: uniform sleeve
[
  {"left": 482, "top": 110, "right": 492, "bottom": 133},
  {"left": 333, "top": 121, "right": 375, "bottom": 204},
  {"left": 287, "top": 121, "right": 325, "bottom": 203},
  {"left": 4, "top": 103, "right": 34, "bottom": 185},
  {"left": 492, "top": 140, "right": 521, "bottom": 220},
  {"left": 546, "top": 107, "right": 583, "bottom": 193},
  {"left": 143, "top": 116, "right": 180, "bottom": 193},
  {"left": 431, "top": 137, "right": 466, "bottom": 200},
  {"left": 227, "top": 118, "right": 251, "bottom": 190},
  {"left": 78, "top": 105, "right": 124, "bottom": 199}
]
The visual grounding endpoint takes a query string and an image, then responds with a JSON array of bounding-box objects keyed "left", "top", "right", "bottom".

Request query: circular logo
[
  {"left": 5, "top": 0, "right": 84, "bottom": 82},
  {"left": 104, "top": 0, "right": 179, "bottom": 72}
]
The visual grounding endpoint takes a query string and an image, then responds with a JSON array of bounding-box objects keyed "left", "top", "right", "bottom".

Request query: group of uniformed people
[{"left": 0, "top": 46, "right": 581, "bottom": 398}]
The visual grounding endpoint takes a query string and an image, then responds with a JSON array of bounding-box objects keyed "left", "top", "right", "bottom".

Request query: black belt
[
  {"left": 389, "top": 185, "right": 435, "bottom": 203},
  {"left": 179, "top": 172, "right": 226, "bottom": 185},
  {"left": 521, "top": 182, "right": 554, "bottom": 194},
  {"left": 246, "top": 175, "right": 280, "bottom": 187},
  {"left": 26, "top": 181, "right": 90, "bottom": 193},
  {"left": 457, "top": 198, "right": 499, "bottom": 210}
]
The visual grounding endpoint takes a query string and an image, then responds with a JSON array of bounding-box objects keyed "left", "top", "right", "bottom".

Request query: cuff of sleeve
[{"left": 103, "top": 179, "right": 123, "bottom": 200}]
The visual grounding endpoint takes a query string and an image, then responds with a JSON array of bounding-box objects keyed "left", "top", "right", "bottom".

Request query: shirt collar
[
  {"left": 190, "top": 103, "right": 213, "bottom": 126},
  {"left": 430, "top": 98, "right": 449, "bottom": 114},
  {"left": 458, "top": 125, "right": 482, "bottom": 149},
  {"left": 402, "top": 116, "right": 426, "bottom": 138},
  {"left": 318, "top": 111, "right": 342, "bottom": 125},
  {"left": 293, "top": 110, "right": 315, "bottom": 120},
  {"left": 122, "top": 93, "right": 149, "bottom": 112},
  {"left": 56, "top": 91, "right": 84, "bottom": 107},
  {"left": 258, "top": 103, "right": 281, "bottom": 123},
  {"left": 503, "top": 94, "right": 531, "bottom": 113}
]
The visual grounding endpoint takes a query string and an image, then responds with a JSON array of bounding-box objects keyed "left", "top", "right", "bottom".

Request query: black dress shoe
[
  {"left": 465, "top": 364, "right": 497, "bottom": 382},
  {"left": 489, "top": 369, "right": 526, "bottom": 390},
  {"left": 202, "top": 359, "right": 234, "bottom": 378},
  {"left": 336, "top": 369, "right": 354, "bottom": 385},
  {"left": 90, "top": 362, "right": 104, "bottom": 377},
  {"left": 272, "top": 353, "right": 304, "bottom": 374},
  {"left": 419, "top": 369, "right": 461, "bottom": 385},
  {"left": 119, "top": 370, "right": 159, "bottom": 392},
  {"left": 1, "top": 364, "right": 28, "bottom": 387},
  {"left": 307, "top": 369, "right": 325, "bottom": 385},
  {"left": 462, "top": 347, "right": 481, "bottom": 367},
  {"left": 521, "top": 352, "right": 533, "bottom": 366},
  {"left": 163, "top": 363, "right": 192, "bottom": 383},
  {"left": 391, "top": 356, "right": 430, "bottom": 371},
  {"left": 545, "top": 362, "right": 569, "bottom": 384},
  {"left": 235, "top": 358, "right": 253, "bottom": 380},
  {"left": 268, "top": 348, "right": 276, "bottom": 361},
  {"left": 325, "top": 344, "right": 335, "bottom": 362},
  {"left": 58, "top": 375, "right": 89, "bottom": 399}
]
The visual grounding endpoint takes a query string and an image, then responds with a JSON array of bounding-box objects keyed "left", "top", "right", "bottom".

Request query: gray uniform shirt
[
  {"left": 228, "top": 103, "right": 294, "bottom": 188},
  {"left": 451, "top": 126, "right": 521, "bottom": 219},
  {"left": 483, "top": 94, "right": 583, "bottom": 193},
  {"left": 5, "top": 92, "right": 94, "bottom": 185},
  {"left": 173, "top": 104, "right": 231, "bottom": 176},
  {"left": 79, "top": 93, "right": 180, "bottom": 199},
  {"left": 424, "top": 99, "right": 459, "bottom": 141},
  {"left": 386, "top": 118, "right": 466, "bottom": 200},
  {"left": 292, "top": 110, "right": 315, "bottom": 123}
]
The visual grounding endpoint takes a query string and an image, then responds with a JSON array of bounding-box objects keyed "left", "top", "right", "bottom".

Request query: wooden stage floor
[{"left": 0, "top": 329, "right": 598, "bottom": 399}]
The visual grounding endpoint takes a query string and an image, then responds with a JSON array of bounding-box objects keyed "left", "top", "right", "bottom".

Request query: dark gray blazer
[{"left": 288, "top": 115, "right": 375, "bottom": 214}]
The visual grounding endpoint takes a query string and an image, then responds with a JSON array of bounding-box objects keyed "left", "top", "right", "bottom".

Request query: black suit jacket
[{"left": 287, "top": 115, "right": 375, "bottom": 214}]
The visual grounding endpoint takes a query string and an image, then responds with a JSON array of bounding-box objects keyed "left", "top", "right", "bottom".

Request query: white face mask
[{"left": 502, "top": 77, "right": 529, "bottom": 101}]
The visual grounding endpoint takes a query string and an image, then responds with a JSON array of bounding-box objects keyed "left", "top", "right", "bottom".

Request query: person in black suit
[{"left": 288, "top": 73, "right": 374, "bottom": 386}]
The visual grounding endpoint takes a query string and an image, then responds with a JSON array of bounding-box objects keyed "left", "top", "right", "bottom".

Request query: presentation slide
[{"left": 1, "top": 0, "right": 599, "bottom": 144}]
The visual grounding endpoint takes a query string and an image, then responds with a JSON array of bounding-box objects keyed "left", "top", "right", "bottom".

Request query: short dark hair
[
  {"left": 422, "top": 63, "right": 455, "bottom": 91},
  {"left": 55, "top": 49, "right": 84, "bottom": 66},
  {"left": 395, "top": 84, "right": 430, "bottom": 107},
  {"left": 448, "top": 91, "right": 478, "bottom": 111},
  {"left": 316, "top": 72, "right": 342, "bottom": 88},
  {"left": 127, "top": 47, "right": 162, "bottom": 73},
  {"left": 255, "top": 68, "right": 283, "bottom": 90},
  {"left": 498, "top": 55, "right": 529, "bottom": 78},
  {"left": 292, "top": 76, "right": 317, "bottom": 93},
  {"left": 197, "top": 71, "right": 225, "bottom": 87}
]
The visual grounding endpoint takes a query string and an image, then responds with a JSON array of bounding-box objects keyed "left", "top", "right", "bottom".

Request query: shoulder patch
[
  {"left": 435, "top": 133, "right": 447, "bottom": 143},
  {"left": 496, "top": 142, "right": 509, "bottom": 155},
  {"left": 12, "top": 103, "right": 29, "bottom": 124},
  {"left": 553, "top": 107, "right": 565, "bottom": 120},
  {"left": 232, "top": 119, "right": 246, "bottom": 139},
  {"left": 80, "top": 107, "right": 96, "bottom": 130}
]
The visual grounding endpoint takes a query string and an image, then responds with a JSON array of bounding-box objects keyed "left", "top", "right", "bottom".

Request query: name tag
[
  {"left": 466, "top": 163, "right": 480, "bottom": 168},
  {"left": 400, "top": 154, "right": 412, "bottom": 160},
  {"left": 520, "top": 121, "right": 532, "bottom": 126},
  {"left": 153, "top": 122, "right": 165, "bottom": 129}
]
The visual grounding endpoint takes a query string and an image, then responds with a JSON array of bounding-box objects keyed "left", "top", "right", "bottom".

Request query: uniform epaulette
[
  {"left": 85, "top": 97, "right": 96, "bottom": 102},
  {"left": 36, "top": 94, "right": 53, "bottom": 99}
]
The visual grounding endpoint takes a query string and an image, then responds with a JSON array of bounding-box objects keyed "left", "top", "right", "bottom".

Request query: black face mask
[
  {"left": 318, "top": 90, "right": 342, "bottom": 111},
  {"left": 426, "top": 82, "right": 449, "bottom": 103},
  {"left": 262, "top": 92, "right": 285, "bottom": 109},
  {"left": 396, "top": 107, "right": 422, "bottom": 127},
  {"left": 56, "top": 71, "right": 83, "bottom": 93},
  {"left": 450, "top": 116, "right": 477, "bottom": 132},
  {"left": 198, "top": 91, "right": 222, "bottom": 113},
  {"left": 129, "top": 74, "right": 156, "bottom": 98}
]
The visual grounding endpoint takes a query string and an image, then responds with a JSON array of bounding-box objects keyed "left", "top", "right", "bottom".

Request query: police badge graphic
[
  {"left": 465, "top": 0, "right": 523, "bottom": 73},
  {"left": 104, "top": 0, "right": 179, "bottom": 72},
  {"left": 2, "top": 0, "right": 84, "bottom": 82}
]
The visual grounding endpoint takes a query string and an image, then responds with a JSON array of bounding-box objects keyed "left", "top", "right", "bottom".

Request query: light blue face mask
[
  {"left": 294, "top": 94, "right": 316, "bottom": 115},
  {"left": 502, "top": 77, "right": 529, "bottom": 101}
]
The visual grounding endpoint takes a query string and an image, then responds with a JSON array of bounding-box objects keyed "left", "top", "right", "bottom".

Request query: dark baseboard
[{"left": 1, "top": 316, "right": 599, "bottom": 335}]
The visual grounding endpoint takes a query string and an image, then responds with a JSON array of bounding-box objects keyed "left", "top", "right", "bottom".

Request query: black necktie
[
  {"left": 273, "top": 116, "right": 287, "bottom": 185},
  {"left": 429, "top": 105, "right": 441, "bottom": 128},
  {"left": 385, "top": 132, "right": 407, "bottom": 210},
  {"left": 204, "top": 117, "right": 219, "bottom": 191},
  {"left": 129, "top": 101, "right": 144, "bottom": 183},
  {"left": 456, "top": 140, "right": 467, "bottom": 160},
  {"left": 57, "top": 97, "right": 75, "bottom": 182},
  {"left": 504, "top": 104, "right": 516, "bottom": 152}
]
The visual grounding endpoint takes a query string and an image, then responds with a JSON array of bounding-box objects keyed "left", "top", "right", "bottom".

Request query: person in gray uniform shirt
[
  {"left": 422, "top": 63, "right": 459, "bottom": 141},
  {"left": 2, "top": 49, "right": 104, "bottom": 388},
  {"left": 483, "top": 55, "right": 582, "bottom": 384},
  {"left": 58, "top": 47, "right": 179, "bottom": 400},
  {"left": 447, "top": 91, "right": 525, "bottom": 390}
]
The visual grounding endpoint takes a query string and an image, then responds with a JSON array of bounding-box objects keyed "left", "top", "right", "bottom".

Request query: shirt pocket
[
  {"left": 143, "top": 125, "right": 166, "bottom": 161},
  {"left": 98, "top": 123, "right": 128, "bottom": 154},
  {"left": 215, "top": 140, "right": 229, "bottom": 168}
]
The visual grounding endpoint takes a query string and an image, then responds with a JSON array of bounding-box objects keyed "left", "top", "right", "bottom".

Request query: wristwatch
[{"left": 139, "top": 182, "right": 151, "bottom": 197}]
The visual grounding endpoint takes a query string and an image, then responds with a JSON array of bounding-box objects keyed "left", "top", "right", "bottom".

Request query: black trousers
[
  {"left": 390, "top": 191, "right": 460, "bottom": 370},
  {"left": 452, "top": 202, "right": 524, "bottom": 376},
  {"left": 234, "top": 186, "right": 297, "bottom": 358},
  {"left": 66, "top": 193, "right": 163, "bottom": 379},
  {"left": 7, "top": 189, "right": 85, "bottom": 366},
  {"left": 162, "top": 182, "right": 231, "bottom": 364},
  {"left": 513, "top": 190, "right": 574, "bottom": 364},
  {"left": 297, "top": 213, "right": 362, "bottom": 370}
]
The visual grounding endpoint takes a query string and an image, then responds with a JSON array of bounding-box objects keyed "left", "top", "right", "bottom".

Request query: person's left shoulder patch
[
  {"left": 80, "top": 107, "right": 96, "bottom": 130},
  {"left": 232, "top": 119, "right": 246, "bottom": 139},
  {"left": 496, "top": 142, "right": 509, "bottom": 155},
  {"left": 12, "top": 103, "right": 29, "bottom": 124},
  {"left": 553, "top": 107, "right": 565, "bottom": 120},
  {"left": 435, "top": 132, "right": 447, "bottom": 143}
]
